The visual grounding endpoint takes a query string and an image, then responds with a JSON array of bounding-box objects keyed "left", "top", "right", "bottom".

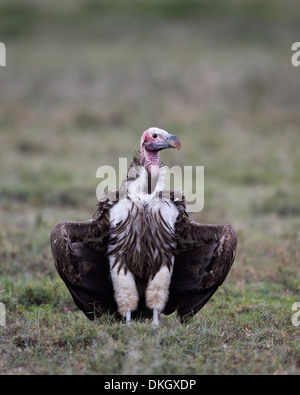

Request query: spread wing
[
  {"left": 51, "top": 220, "right": 118, "bottom": 320},
  {"left": 164, "top": 218, "right": 238, "bottom": 322}
]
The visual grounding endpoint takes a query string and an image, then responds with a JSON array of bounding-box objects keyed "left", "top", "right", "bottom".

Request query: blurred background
[{"left": 0, "top": 0, "right": 299, "bottom": 288}]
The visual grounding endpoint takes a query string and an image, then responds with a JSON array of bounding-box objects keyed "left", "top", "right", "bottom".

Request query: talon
[
  {"left": 152, "top": 308, "right": 159, "bottom": 326},
  {"left": 126, "top": 310, "right": 132, "bottom": 325}
]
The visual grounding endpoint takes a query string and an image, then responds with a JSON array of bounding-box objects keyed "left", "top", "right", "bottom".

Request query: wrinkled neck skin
[
  {"left": 141, "top": 146, "right": 159, "bottom": 171},
  {"left": 142, "top": 146, "right": 160, "bottom": 193}
]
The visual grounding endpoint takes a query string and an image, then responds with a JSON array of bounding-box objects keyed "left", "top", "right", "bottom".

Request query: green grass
[
  {"left": 0, "top": 281, "right": 299, "bottom": 374},
  {"left": 0, "top": 0, "right": 299, "bottom": 375}
]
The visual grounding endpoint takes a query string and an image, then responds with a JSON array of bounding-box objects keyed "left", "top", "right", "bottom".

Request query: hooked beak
[{"left": 167, "top": 134, "right": 181, "bottom": 150}]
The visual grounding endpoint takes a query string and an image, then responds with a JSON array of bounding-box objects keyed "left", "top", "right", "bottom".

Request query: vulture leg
[
  {"left": 152, "top": 308, "right": 159, "bottom": 326},
  {"left": 145, "top": 263, "right": 174, "bottom": 325},
  {"left": 126, "top": 310, "right": 132, "bottom": 325},
  {"left": 108, "top": 258, "right": 139, "bottom": 318}
]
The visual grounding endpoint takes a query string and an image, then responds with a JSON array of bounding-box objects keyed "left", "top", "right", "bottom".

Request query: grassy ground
[{"left": 0, "top": 0, "right": 299, "bottom": 375}]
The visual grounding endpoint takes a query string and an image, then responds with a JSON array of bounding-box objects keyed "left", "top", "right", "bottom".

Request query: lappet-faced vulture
[{"left": 51, "top": 128, "right": 237, "bottom": 325}]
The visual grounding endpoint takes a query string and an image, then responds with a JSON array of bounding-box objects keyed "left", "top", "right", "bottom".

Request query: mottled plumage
[{"left": 51, "top": 128, "right": 238, "bottom": 323}]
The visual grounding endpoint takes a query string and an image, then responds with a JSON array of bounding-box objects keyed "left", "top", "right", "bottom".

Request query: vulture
[{"left": 51, "top": 127, "right": 237, "bottom": 325}]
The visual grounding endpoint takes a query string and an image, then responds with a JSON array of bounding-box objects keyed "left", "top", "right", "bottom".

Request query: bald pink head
[
  {"left": 140, "top": 127, "right": 181, "bottom": 172},
  {"left": 141, "top": 127, "right": 181, "bottom": 152}
]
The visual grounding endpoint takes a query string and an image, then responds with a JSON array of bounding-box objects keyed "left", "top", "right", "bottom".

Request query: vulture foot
[
  {"left": 152, "top": 308, "right": 160, "bottom": 326},
  {"left": 126, "top": 310, "right": 132, "bottom": 325}
]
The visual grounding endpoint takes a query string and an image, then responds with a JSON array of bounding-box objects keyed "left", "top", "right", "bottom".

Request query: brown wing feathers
[
  {"left": 164, "top": 219, "right": 238, "bottom": 321},
  {"left": 51, "top": 219, "right": 118, "bottom": 319}
]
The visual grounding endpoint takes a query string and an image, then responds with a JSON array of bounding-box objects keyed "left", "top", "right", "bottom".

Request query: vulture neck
[
  {"left": 142, "top": 147, "right": 160, "bottom": 194},
  {"left": 125, "top": 149, "right": 163, "bottom": 198}
]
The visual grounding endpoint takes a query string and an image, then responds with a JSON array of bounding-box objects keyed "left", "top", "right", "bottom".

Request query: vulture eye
[{"left": 152, "top": 133, "right": 157, "bottom": 139}]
